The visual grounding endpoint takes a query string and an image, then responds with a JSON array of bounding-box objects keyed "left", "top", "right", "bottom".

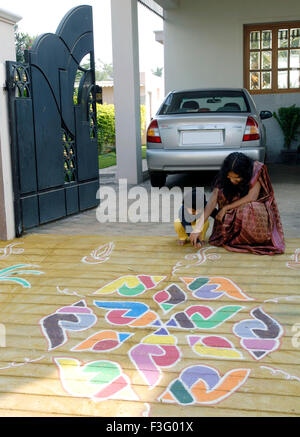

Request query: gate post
[
  {"left": 111, "top": 0, "right": 143, "bottom": 185},
  {"left": 0, "top": 8, "right": 21, "bottom": 241}
]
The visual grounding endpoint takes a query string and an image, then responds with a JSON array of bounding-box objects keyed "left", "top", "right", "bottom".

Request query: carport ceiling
[{"left": 154, "top": 0, "right": 179, "bottom": 8}]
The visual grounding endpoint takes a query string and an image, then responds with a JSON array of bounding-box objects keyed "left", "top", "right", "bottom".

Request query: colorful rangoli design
[
  {"left": 54, "top": 357, "right": 138, "bottom": 402},
  {"left": 233, "top": 307, "right": 283, "bottom": 360},
  {"left": 129, "top": 329, "right": 181, "bottom": 389},
  {"left": 94, "top": 301, "right": 159, "bottom": 328},
  {"left": 94, "top": 275, "right": 166, "bottom": 296},
  {"left": 0, "top": 264, "right": 44, "bottom": 288},
  {"left": 165, "top": 305, "right": 244, "bottom": 330},
  {"left": 34, "top": 273, "right": 286, "bottom": 412},
  {"left": 181, "top": 277, "right": 253, "bottom": 301},
  {"left": 40, "top": 300, "right": 97, "bottom": 351},
  {"left": 188, "top": 336, "right": 243, "bottom": 360},
  {"left": 72, "top": 331, "right": 133, "bottom": 353},
  {"left": 160, "top": 365, "right": 251, "bottom": 405},
  {"left": 154, "top": 284, "right": 187, "bottom": 314}
]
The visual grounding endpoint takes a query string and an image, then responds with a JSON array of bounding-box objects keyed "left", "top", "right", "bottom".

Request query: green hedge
[
  {"left": 97, "top": 104, "right": 116, "bottom": 154},
  {"left": 97, "top": 104, "right": 146, "bottom": 154}
]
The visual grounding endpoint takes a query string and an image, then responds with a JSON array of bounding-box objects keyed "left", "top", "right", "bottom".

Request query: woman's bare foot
[
  {"left": 195, "top": 240, "right": 205, "bottom": 249},
  {"left": 177, "top": 239, "right": 188, "bottom": 246}
]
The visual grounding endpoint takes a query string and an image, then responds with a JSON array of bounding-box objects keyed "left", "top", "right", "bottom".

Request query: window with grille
[{"left": 244, "top": 22, "right": 300, "bottom": 93}]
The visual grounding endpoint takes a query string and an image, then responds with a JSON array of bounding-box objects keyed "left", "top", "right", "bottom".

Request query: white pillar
[
  {"left": 0, "top": 9, "right": 21, "bottom": 241},
  {"left": 111, "top": 0, "right": 142, "bottom": 184}
]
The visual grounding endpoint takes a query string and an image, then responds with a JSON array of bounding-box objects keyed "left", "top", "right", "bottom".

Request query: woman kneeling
[{"left": 190, "top": 152, "right": 285, "bottom": 255}]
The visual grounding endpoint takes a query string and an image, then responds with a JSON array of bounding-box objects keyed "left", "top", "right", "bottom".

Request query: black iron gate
[{"left": 6, "top": 5, "right": 99, "bottom": 237}]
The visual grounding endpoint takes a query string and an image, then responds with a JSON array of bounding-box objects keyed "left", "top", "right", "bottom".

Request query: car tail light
[
  {"left": 243, "top": 117, "right": 260, "bottom": 141},
  {"left": 147, "top": 120, "right": 162, "bottom": 143}
]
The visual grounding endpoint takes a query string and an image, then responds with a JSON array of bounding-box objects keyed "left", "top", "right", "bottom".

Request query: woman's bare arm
[{"left": 190, "top": 188, "right": 219, "bottom": 246}]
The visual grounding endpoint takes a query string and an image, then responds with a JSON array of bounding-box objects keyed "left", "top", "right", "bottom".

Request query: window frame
[{"left": 244, "top": 21, "right": 300, "bottom": 94}]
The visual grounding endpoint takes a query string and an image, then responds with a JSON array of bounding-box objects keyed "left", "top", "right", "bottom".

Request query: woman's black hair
[{"left": 214, "top": 152, "right": 254, "bottom": 201}]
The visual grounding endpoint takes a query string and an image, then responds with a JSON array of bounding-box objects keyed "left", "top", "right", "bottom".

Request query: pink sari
[{"left": 209, "top": 161, "right": 285, "bottom": 255}]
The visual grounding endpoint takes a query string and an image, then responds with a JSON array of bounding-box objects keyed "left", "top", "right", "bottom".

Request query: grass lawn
[
  {"left": 98, "top": 153, "right": 117, "bottom": 169},
  {"left": 99, "top": 146, "right": 147, "bottom": 169}
]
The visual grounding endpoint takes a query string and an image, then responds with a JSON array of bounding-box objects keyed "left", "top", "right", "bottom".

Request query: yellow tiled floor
[{"left": 0, "top": 234, "right": 299, "bottom": 417}]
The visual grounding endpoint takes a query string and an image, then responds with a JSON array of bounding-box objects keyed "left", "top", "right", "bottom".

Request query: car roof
[{"left": 171, "top": 88, "right": 246, "bottom": 94}]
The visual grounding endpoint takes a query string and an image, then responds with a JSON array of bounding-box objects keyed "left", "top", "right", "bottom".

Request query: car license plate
[{"left": 181, "top": 130, "right": 223, "bottom": 145}]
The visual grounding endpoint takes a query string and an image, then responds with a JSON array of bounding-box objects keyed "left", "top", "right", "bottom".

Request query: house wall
[
  {"left": 100, "top": 73, "right": 164, "bottom": 145},
  {"left": 163, "top": 0, "right": 300, "bottom": 162},
  {"left": 102, "top": 87, "right": 115, "bottom": 105},
  {"left": 0, "top": 9, "right": 21, "bottom": 240}
]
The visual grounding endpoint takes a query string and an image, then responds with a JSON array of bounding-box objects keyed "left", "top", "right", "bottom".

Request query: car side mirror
[{"left": 260, "top": 110, "right": 273, "bottom": 120}]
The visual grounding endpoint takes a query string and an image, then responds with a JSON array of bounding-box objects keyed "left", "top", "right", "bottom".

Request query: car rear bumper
[{"left": 147, "top": 147, "right": 266, "bottom": 172}]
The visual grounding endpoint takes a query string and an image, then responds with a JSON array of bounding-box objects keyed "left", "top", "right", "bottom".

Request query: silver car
[{"left": 146, "top": 88, "right": 272, "bottom": 186}]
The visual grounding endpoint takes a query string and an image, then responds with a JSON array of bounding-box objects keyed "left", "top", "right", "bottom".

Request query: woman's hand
[
  {"left": 216, "top": 206, "right": 229, "bottom": 222},
  {"left": 190, "top": 231, "right": 202, "bottom": 248}
]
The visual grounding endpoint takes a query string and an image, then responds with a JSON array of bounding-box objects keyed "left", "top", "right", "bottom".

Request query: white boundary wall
[
  {"left": 163, "top": 0, "right": 300, "bottom": 161},
  {"left": 0, "top": 9, "right": 21, "bottom": 240}
]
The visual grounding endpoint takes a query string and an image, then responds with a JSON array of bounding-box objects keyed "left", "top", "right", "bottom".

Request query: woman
[{"left": 190, "top": 152, "right": 285, "bottom": 255}]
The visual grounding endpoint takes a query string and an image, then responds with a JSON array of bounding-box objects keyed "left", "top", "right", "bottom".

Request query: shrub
[
  {"left": 96, "top": 104, "right": 147, "bottom": 154},
  {"left": 273, "top": 104, "right": 300, "bottom": 149},
  {"left": 97, "top": 104, "right": 116, "bottom": 154}
]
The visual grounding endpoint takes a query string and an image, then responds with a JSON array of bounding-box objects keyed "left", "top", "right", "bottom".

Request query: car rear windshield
[{"left": 159, "top": 90, "right": 250, "bottom": 115}]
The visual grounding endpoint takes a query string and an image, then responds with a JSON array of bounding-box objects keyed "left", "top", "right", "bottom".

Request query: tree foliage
[
  {"left": 74, "top": 59, "right": 113, "bottom": 85},
  {"left": 96, "top": 60, "right": 113, "bottom": 81},
  {"left": 14, "top": 25, "right": 36, "bottom": 63}
]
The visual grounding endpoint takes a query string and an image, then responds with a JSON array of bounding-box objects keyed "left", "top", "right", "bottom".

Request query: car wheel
[{"left": 149, "top": 172, "right": 167, "bottom": 188}]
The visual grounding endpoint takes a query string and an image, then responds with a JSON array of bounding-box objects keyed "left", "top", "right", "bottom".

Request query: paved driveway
[{"left": 27, "top": 164, "right": 300, "bottom": 240}]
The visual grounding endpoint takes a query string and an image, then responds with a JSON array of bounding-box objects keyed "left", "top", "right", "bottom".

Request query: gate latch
[{"left": 4, "top": 79, "right": 16, "bottom": 92}]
